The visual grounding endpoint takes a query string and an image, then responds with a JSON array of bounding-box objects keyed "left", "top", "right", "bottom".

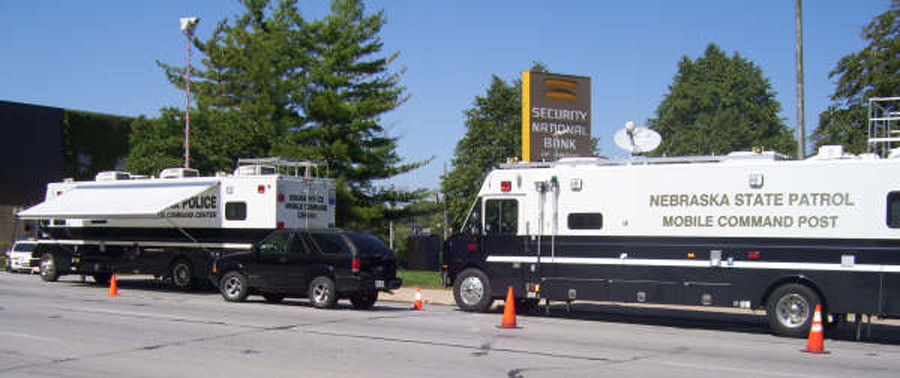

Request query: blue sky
[{"left": 0, "top": 1, "right": 890, "bottom": 190}]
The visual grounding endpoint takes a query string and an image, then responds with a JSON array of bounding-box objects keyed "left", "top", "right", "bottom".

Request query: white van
[{"left": 7, "top": 241, "right": 39, "bottom": 273}]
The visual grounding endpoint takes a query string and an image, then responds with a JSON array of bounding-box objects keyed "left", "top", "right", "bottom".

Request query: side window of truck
[
  {"left": 485, "top": 199, "right": 518, "bottom": 235},
  {"left": 225, "top": 201, "right": 247, "bottom": 221},
  {"left": 568, "top": 213, "right": 603, "bottom": 230},
  {"left": 888, "top": 192, "right": 900, "bottom": 228},
  {"left": 461, "top": 200, "right": 483, "bottom": 235}
]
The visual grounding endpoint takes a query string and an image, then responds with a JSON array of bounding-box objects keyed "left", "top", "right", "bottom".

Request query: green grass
[{"left": 397, "top": 269, "right": 445, "bottom": 290}]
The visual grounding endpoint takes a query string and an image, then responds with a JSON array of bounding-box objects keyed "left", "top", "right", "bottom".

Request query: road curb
[{"left": 382, "top": 287, "right": 455, "bottom": 306}]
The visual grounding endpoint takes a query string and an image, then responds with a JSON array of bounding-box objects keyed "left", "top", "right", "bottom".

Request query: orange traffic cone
[
  {"left": 802, "top": 304, "right": 829, "bottom": 354},
  {"left": 412, "top": 287, "right": 424, "bottom": 310},
  {"left": 498, "top": 286, "right": 519, "bottom": 329},
  {"left": 108, "top": 275, "right": 119, "bottom": 297}
]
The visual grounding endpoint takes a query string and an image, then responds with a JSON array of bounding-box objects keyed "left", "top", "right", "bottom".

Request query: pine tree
[{"left": 129, "top": 0, "right": 428, "bottom": 231}]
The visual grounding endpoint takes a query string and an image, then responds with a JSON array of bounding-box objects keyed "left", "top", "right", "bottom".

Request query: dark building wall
[{"left": 0, "top": 100, "right": 63, "bottom": 205}]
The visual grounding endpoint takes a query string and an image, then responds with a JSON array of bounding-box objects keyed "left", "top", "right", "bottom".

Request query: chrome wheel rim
[
  {"left": 313, "top": 283, "right": 330, "bottom": 304},
  {"left": 40, "top": 256, "right": 55, "bottom": 277},
  {"left": 224, "top": 276, "right": 242, "bottom": 298},
  {"left": 775, "top": 293, "right": 809, "bottom": 328},
  {"left": 459, "top": 276, "right": 484, "bottom": 306}
]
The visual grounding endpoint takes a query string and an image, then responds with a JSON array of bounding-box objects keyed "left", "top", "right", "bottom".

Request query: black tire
[
  {"left": 39, "top": 253, "right": 59, "bottom": 282},
  {"left": 92, "top": 273, "right": 112, "bottom": 285},
  {"left": 263, "top": 293, "right": 285, "bottom": 304},
  {"left": 308, "top": 276, "right": 338, "bottom": 309},
  {"left": 350, "top": 291, "right": 378, "bottom": 310},
  {"left": 766, "top": 283, "right": 821, "bottom": 338},
  {"left": 170, "top": 258, "right": 194, "bottom": 290},
  {"left": 453, "top": 268, "right": 493, "bottom": 312},
  {"left": 220, "top": 271, "right": 249, "bottom": 302}
]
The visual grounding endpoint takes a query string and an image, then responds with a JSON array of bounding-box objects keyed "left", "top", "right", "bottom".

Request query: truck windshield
[
  {"left": 13, "top": 243, "right": 37, "bottom": 252},
  {"left": 460, "top": 198, "right": 482, "bottom": 235}
]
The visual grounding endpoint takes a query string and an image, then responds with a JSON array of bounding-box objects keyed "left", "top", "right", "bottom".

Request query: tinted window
[
  {"left": 226, "top": 202, "right": 247, "bottom": 221},
  {"left": 888, "top": 192, "right": 900, "bottom": 228},
  {"left": 290, "top": 233, "right": 312, "bottom": 256},
  {"left": 258, "top": 231, "right": 291, "bottom": 254},
  {"left": 347, "top": 232, "right": 392, "bottom": 257},
  {"left": 568, "top": 213, "right": 603, "bottom": 230},
  {"left": 485, "top": 199, "right": 518, "bottom": 235},
  {"left": 310, "top": 233, "right": 351, "bottom": 255},
  {"left": 13, "top": 243, "right": 37, "bottom": 252}
]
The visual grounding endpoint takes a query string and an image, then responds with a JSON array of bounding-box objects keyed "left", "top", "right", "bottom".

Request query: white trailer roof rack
[
  {"left": 236, "top": 157, "right": 327, "bottom": 179},
  {"left": 498, "top": 151, "right": 790, "bottom": 170}
]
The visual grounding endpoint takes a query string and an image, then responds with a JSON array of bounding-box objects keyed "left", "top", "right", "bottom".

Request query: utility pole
[
  {"left": 180, "top": 17, "right": 199, "bottom": 169},
  {"left": 795, "top": 0, "right": 806, "bottom": 159},
  {"left": 442, "top": 162, "right": 449, "bottom": 241},
  {"left": 389, "top": 185, "right": 395, "bottom": 251}
]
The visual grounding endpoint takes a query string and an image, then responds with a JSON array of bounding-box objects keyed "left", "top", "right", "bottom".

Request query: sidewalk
[{"left": 382, "top": 286, "right": 454, "bottom": 306}]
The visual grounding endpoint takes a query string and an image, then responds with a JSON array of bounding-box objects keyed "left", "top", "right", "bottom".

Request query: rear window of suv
[{"left": 346, "top": 232, "right": 392, "bottom": 257}]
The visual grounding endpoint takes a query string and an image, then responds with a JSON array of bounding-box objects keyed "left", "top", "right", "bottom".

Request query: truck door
[{"left": 483, "top": 197, "right": 530, "bottom": 295}]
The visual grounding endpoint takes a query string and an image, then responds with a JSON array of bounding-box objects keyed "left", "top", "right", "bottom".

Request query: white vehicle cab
[{"left": 7, "top": 240, "right": 39, "bottom": 273}]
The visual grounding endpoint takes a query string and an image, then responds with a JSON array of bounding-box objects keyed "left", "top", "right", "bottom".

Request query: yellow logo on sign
[{"left": 544, "top": 78, "right": 577, "bottom": 101}]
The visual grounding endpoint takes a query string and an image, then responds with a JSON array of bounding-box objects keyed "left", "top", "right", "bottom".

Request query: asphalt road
[{"left": 2, "top": 272, "right": 900, "bottom": 378}]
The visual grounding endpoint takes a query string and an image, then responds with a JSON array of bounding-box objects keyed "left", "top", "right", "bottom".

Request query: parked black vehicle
[{"left": 210, "top": 229, "right": 401, "bottom": 309}]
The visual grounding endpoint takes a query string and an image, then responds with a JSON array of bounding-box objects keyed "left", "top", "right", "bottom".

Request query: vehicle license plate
[{"left": 375, "top": 280, "right": 385, "bottom": 288}]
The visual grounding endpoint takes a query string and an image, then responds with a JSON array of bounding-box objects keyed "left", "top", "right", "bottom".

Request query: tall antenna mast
[
  {"left": 795, "top": 0, "right": 806, "bottom": 159},
  {"left": 180, "top": 17, "right": 199, "bottom": 169}
]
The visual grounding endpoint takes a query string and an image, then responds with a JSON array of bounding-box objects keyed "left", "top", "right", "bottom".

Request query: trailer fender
[{"left": 760, "top": 275, "right": 828, "bottom": 313}]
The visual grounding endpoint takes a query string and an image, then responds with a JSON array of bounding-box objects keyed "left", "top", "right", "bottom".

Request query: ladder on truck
[{"left": 868, "top": 97, "right": 900, "bottom": 157}]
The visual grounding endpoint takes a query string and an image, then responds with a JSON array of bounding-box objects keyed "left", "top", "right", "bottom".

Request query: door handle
[{"left": 279, "top": 256, "right": 288, "bottom": 263}]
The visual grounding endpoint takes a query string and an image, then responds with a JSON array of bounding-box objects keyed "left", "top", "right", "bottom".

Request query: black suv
[{"left": 211, "top": 229, "right": 401, "bottom": 309}]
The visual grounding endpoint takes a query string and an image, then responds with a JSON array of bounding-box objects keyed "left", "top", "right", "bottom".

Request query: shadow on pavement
[{"left": 494, "top": 301, "right": 900, "bottom": 345}]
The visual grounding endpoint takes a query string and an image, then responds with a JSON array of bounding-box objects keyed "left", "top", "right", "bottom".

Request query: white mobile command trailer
[
  {"left": 442, "top": 146, "right": 900, "bottom": 337},
  {"left": 18, "top": 158, "right": 336, "bottom": 289}
]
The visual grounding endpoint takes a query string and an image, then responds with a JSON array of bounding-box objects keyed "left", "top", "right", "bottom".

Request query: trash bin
[{"left": 406, "top": 233, "right": 441, "bottom": 271}]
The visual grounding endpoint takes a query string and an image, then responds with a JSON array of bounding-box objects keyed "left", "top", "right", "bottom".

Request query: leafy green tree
[
  {"left": 129, "top": 0, "right": 428, "bottom": 231},
  {"left": 813, "top": 2, "right": 900, "bottom": 154},
  {"left": 442, "top": 75, "right": 522, "bottom": 231},
  {"left": 649, "top": 44, "right": 795, "bottom": 156}
]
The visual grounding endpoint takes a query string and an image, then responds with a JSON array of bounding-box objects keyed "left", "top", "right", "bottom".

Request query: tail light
[
  {"left": 258, "top": 184, "right": 266, "bottom": 194},
  {"left": 277, "top": 221, "right": 284, "bottom": 229},
  {"left": 351, "top": 257, "right": 360, "bottom": 273},
  {"left": 277, "top": 193, "right": 285, "bottom": 202}
]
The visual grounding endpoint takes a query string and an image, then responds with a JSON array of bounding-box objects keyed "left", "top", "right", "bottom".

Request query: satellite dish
[{"left": 614, "top": 121, "right": 661, "bottom": 154}]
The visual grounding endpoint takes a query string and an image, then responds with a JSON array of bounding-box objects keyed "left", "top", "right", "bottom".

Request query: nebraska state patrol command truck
[
  {"left": 443, "top": 146, "right": 900, "bottom": 337},
  {"left": 18, "top": 158, "right": 336, "bottom": 289}
]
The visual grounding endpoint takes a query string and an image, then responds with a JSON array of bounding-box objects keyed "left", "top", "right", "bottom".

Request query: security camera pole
[{"left": 180, "top": 17, "right": 199, "bottom": 169}]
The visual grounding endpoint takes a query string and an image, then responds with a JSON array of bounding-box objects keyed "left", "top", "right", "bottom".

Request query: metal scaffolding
[{"left": 868, "top": 97, "right": 900, "bottom": 157}]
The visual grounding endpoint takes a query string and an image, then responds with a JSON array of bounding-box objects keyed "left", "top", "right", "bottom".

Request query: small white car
[{"left": 7, "top": 241, "right": 39, "bottom": 274}]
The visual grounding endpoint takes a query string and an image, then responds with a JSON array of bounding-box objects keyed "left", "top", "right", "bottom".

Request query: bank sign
[{"left": 521, "top": 71, "right": 591, "bottom": 162}]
